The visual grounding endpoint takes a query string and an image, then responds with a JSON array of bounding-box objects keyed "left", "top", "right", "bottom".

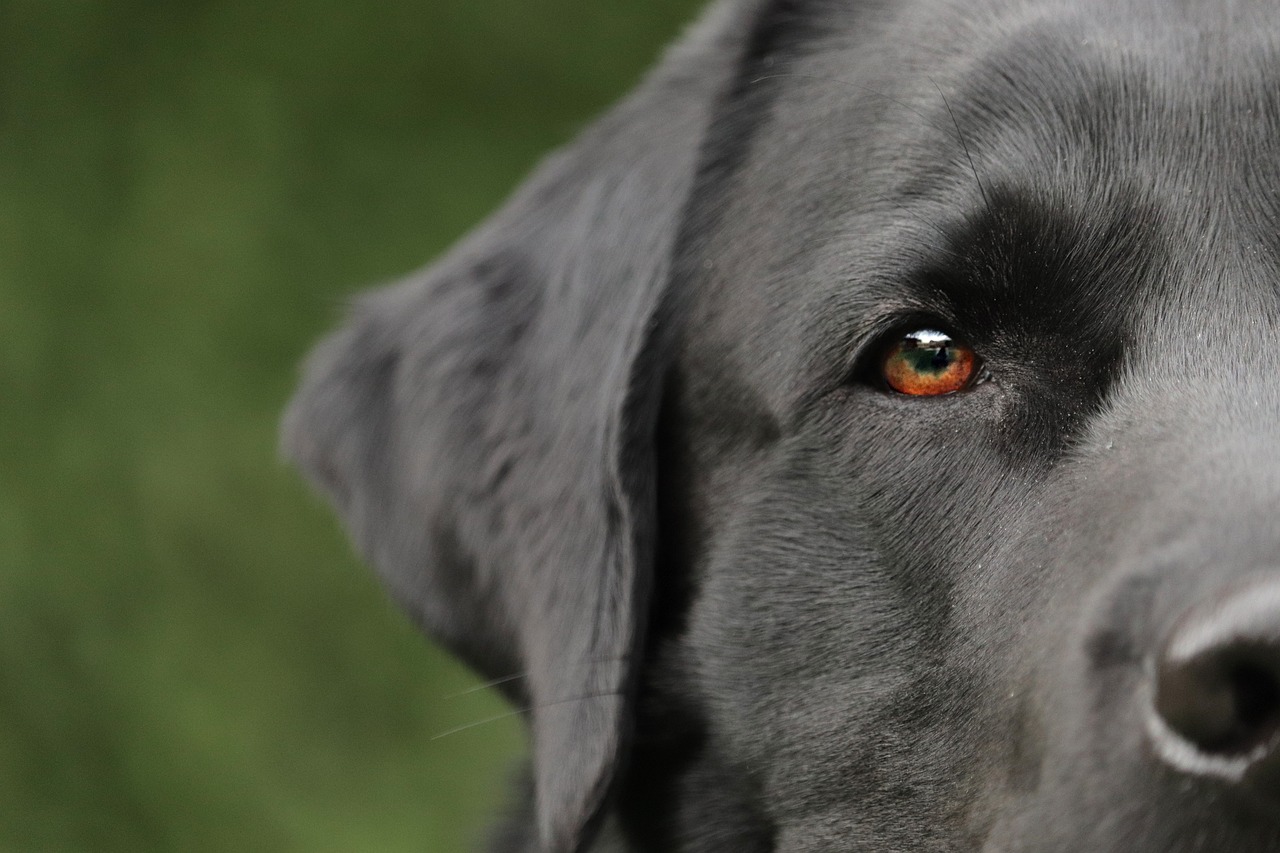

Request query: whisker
[
  {"left": 441, "top": 655, "right": 634, "bottom": 700},
  {"left": 443, "top": 672, "right": 527, "bottom": 699},
  {"left": 431, "top": 690, "right": 625, "bottom": 741},
  {"left": 431, "top": 710, "right": 527, "bottom": 741},
  {"left": 931, "top": 78, "right": 992, "bottom": 215}
]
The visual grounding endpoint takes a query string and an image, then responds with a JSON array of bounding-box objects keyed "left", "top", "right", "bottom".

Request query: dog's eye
[{"left": 880, "top": 329, "right": 981, "bottom": 396}]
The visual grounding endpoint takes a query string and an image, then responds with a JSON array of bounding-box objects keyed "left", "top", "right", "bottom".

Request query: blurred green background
[{"left": 0, "top": 0, "right": 699, "bottom": 849}]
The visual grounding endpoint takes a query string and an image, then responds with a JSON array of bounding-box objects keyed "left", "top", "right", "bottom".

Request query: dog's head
[{"left": 284, "top": 0, "right": 1280, "bottom": 849}]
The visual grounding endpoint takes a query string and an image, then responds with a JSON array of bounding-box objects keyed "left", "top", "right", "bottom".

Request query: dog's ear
[{"left": 281, "top": 2, "right": 761, "bottom": 850}]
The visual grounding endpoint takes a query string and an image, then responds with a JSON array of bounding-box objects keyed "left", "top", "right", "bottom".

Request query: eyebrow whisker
[{"left": 932, "top": 77, "right": 993, "bottom": 217}]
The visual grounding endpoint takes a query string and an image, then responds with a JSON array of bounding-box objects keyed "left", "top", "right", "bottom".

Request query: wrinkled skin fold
[{"left": 284, "top": 0, "right": 1280, "bottom": 850}]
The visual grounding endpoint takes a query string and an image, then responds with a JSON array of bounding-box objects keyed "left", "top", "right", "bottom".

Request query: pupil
[{"left": 909, "top": 345, "right": 950, "bottom": 374}]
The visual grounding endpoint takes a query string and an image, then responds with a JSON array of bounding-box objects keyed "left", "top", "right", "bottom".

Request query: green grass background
[{"left": 0, "top": 0, "right": 699, "bottom": 849}]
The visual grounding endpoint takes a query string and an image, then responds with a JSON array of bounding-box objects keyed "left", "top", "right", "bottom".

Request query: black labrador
[{"left": 282, "top": 0, "right": 1280, "bottom": 849}]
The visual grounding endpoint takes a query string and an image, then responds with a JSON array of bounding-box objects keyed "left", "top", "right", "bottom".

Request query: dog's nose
[{"left": 1151, "top": 581, "right": 1280, "bottom": 794}]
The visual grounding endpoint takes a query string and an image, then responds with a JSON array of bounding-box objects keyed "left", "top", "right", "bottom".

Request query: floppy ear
[{"left": 281, "top": 2, "right": 762, "bottom": 850}]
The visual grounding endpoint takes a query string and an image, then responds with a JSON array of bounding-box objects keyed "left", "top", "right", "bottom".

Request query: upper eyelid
[
  {"left": 853, "top": 311, "right": 967, "bottom": 365},
  {"left": 848, "top": 311, "right": 993, "bottom": 394},
  {"left": 800, "top": 275, "right": 965, "bottom": 397}
]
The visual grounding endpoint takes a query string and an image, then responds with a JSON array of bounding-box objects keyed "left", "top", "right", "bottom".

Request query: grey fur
[{"left": 286, "top": 0, "right": 1280, "bottom": 850}]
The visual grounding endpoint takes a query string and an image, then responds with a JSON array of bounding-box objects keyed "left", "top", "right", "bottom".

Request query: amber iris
[{"left": 881, "top": 329, "right": 978, "bottom": 396}]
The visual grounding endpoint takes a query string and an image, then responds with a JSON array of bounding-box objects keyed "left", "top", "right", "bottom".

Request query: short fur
[{"left": 284, "top": 0, "right": 1280, "bottom": 850}]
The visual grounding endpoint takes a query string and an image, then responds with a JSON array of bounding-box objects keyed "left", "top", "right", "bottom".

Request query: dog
[{"left": 282, "top": 0, "right": 1280, "bottom": 849}]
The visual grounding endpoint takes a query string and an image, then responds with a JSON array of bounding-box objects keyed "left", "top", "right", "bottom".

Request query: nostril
[
  {"left": 1150, "top": 582, "right": 1280, "bottom": 788},
  {"left": 1231, "top": 660, "right": 1280, "bottom": 741},
  {"left": 1158, "top": 650, "right": 1280, "bottom": 755},
  {"left": 1156, "top": 646, "right": 1280, "bottom": 756}
]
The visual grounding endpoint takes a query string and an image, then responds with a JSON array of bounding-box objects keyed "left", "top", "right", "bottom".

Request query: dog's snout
[{"left": 1150, "top": 581, "right": 1280, "bottom": 793}]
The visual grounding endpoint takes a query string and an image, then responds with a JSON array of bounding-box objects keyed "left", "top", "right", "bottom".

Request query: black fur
[{"left": 284, "top": 0, "right": 1280, "bottom": 850}]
